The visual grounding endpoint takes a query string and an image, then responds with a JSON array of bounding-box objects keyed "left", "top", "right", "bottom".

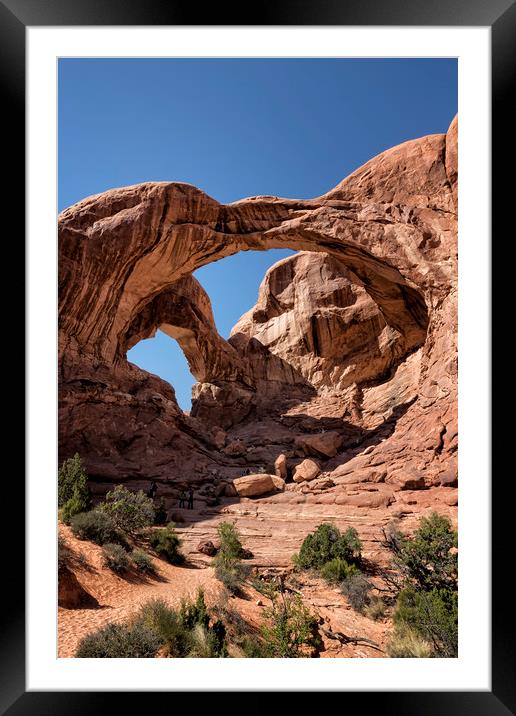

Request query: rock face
[
  {"left": 58, "top": 116, "right": 457, "bottom": 495},
  {"left": 230, "top": 252, "right": 409, "bottom": 395}
]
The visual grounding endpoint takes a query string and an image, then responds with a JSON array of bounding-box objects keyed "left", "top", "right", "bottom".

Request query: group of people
[
  {"left": 147, "top": 481, "right": 195, "bottom": 510},
  {"left": 178, "top": 487, "right": 195, "bottom": 510}
]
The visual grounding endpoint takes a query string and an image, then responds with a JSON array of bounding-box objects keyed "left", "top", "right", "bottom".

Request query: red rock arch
[{"left": 58, "top": 117, "right": 457, "bottom": 485}]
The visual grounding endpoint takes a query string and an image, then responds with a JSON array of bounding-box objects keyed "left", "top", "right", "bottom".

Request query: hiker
[
  {"left": 147, "top": 480, "right": 158, "bottom": 499},
  {"left": 188, "top": 487, "right": 194, "bottom": 510},
  {"left": 178, "top": 488, "right": 187, "bottom": 509}
]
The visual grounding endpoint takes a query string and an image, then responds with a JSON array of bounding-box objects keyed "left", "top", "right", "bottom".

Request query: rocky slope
[{"left": 58, "top": 116, "right": 458, "bottom": 506}]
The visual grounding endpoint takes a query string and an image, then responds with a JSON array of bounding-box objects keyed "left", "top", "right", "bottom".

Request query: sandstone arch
[{"left": 58, "top": 116, "right": 457, "bottom": 487}]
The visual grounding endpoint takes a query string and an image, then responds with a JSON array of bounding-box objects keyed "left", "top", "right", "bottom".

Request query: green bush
[
  {"left": 131, "top": 549, "right": 155, "bottom": 574},
  {"left": 187, "top": 621, "right": 227, "bottom": 658},
  {"left": 386, "top": 624, "right": 433, "bottom": 658},
  {"left": 101, "top": 485, "right": 155, "bottom": 536},
  {"left": 320, "top": 557, "right": 358, "bottom": 584},
  {"left": 136, "top": 599, "right": 191, "bottom": 656},
  {"left": 393, "top": 587, "right": 458, "bottom": 658},
  {"left": 386, "top": 512, "right": 457, "bottom": 592},
  {"left": 58, "top": 454, "right": 91, "bottom": 524},
  {"left": 261, "top": 593, "right": 321, "bottom": 658},
  {"left": 70, "top": 509, "right": 121, "bottom": 546},
  {"left": 149, "top": 525, "right": 184, "bottom": 564},
  {"left": 102, "top": 543, "right": 129, "bottom": 573},
  {"left": 214, "top": 559, "right": 251, "bottom": 595},
  {"left": 217, "top": 521, "right": 245, "bottom": 559},
  {"left": 135, "top": 594, "right": 227, "bottom": 658},
  {"left": 340, "top": 573, "right": 373, "bottom": 612},
  {"left": 76, "top": 621, "right": 161, "bottom": 658},
  {"left": 213, "top": 522, "right": 251, "bottom": 595},
  {"left": 58, "top": 453, "right": 89, "bottom": 506},
  {"left": 296, "top": 523, "right": 362, "bottom": 571},
  {"left": 179, "top": 589, "right": 210, "bottom": 630}
]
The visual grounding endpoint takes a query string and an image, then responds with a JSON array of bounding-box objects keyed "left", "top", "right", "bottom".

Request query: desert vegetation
[
  {"left": 58, "top": 455, "right": 457, "bottom": 659},
  {"left": 76, "top": 590, "right": 227, "bottom": 658},
  {"left": 382, "top": 513, "right": 458, "bottom": 657}
]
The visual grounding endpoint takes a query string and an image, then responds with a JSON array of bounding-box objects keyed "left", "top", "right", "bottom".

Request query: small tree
[
  {"left": 296, "top": 523, "right": 362, "bottom": 571},
  {"left": 213, "top": 522, "right": 250, "bottom": 595},
  {"left": 393, "top": 587, "right": 458, "bottom": 658},
  {"left": 101, "top": 485, "right": 155, "bottom": 537},
  {"left": 58, "top": 453, "right": 91, "bottom": 524},
  {"left": 149, "top": 525, "right": 184, "bottom": 564},
  {"left": 217, "top": 522, "right": 245, "bottom": 559},
  {"left": 384, "top": 512, "right": 457, "bottom": 592},
  {"left": 261, "top": 592, "right": 320, "bottom": 658}
]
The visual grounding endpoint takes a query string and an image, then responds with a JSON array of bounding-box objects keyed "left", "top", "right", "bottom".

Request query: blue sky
[{"left": 59, "top": 58, "right": 457, "bottom": 410}]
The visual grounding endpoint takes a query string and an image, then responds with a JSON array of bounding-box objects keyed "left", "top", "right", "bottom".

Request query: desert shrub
[
  {"left": 76, "top": 621, "right": 161, "bottom": 658},
  {"left": 101, "top": 485, "right": 155, "bottom": 537},
  {"left": 213, "top": 522, "right": 251, "bottom": 595},
  {"left": 136, "top": 594, "right": 227, "bottom": 658},
  {"left": 296, "top": 523, "right": 362, "bottom": 571},
  {"left": 70, "top": 509, "right": 121, "bottom": 546},
  {"left": 58, "top": 454, "right": 91, "bottom": 524},
  {"left": 320, "top": 557, "right": 358, "bottom": 584},
  {"left": 385, "top": 512, "right": 457, "bottom": 592},
  {"left": 187, "top": 620, "right": 227, "bottom": 658},
  {"left": 153, "top": 498, "right": 168, "bottom": 526},
  {"left": 58, "top": 453, "right": 90, "bottom": 507},
  {"left": 261, "top": 593, "right": 321, "bottom": 658},
  {"left": 363, "top": 596, "right": 386, "bottom": 621},
  {"left": 217, "top": 521, "right": 245, "bottom": 559},
  {"left": 386, "top": 624, "right": 433, "bottom": 658},
  {"left": 340, "top": 572, "right": 373, "bottom": 613},
  {"left": 149, "top": 525, "right": 184, "bottom": 564},
  {"left": 393, "top": 587, "right": 458, "bottom": 658},
  {"left": 214, "top": 559, "right": 251, "bottom": 595},
  {"left": 240, "top": 636, "right": 270, "bottom": 658},
  {"left": 382, "top": 513, "right": 458, "bottom": 658},
  {"left": 131, "top": 549, "right": 155, "bottom": 574},
  {"left": 179, "top": 589, "right": 210, "bottom": 630},
  {"left": 102, "top": 543, "right": 129, "bottom": 573},
  {"left": 136, "top": 599, "right": 191, "bottom": 656}
]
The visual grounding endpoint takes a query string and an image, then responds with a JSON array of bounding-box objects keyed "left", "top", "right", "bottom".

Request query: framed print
[{"left": 4, "top": 0, "right": 513, "bottom": 710}]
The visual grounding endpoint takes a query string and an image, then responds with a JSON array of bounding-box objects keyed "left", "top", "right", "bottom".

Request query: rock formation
[{"left": 58, "top": 116, "right": 458, "bottom": 497}]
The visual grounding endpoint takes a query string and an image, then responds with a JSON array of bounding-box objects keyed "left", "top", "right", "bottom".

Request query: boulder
[
  {"left": 271, "top": 475, "right": 286, "bottom": 491},
  {"left": 295, "top": 431, "right": 343, "bottom": 458},
  {"left": 197, "top": 540, "right": 217, "bottom": 556},
  {"left": 293, "top": 459, "right": 321, "bottom": 483},
  {"left": 232, "top": 473, "right": 277, "bottom": 497},
  {"left": 274, "top": 453, "right": 288, "bottom": 480}
]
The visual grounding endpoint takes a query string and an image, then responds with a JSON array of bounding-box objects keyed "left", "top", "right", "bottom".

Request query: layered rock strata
[{"left": 59, "top": 116, "right": 458, "bottom": 495}]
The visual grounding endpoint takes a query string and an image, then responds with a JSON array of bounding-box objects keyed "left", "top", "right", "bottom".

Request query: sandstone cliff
[{"left": 58, "top": 116, "right": 457, "bottom": 495}]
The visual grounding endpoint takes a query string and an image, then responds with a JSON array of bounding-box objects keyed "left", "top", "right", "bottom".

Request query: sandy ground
[{"left": 58, "top": 523, "right": 392, "bottom": 659}]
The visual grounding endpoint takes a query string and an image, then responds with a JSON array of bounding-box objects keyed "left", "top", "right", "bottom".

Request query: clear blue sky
[{"left": 59, "top": 58, "right": 457, "bottom": 410}]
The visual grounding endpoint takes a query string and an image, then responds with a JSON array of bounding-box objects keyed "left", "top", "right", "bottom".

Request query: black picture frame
[{"left": 6, "top": 0, "right": 512, "bottom": 710}]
